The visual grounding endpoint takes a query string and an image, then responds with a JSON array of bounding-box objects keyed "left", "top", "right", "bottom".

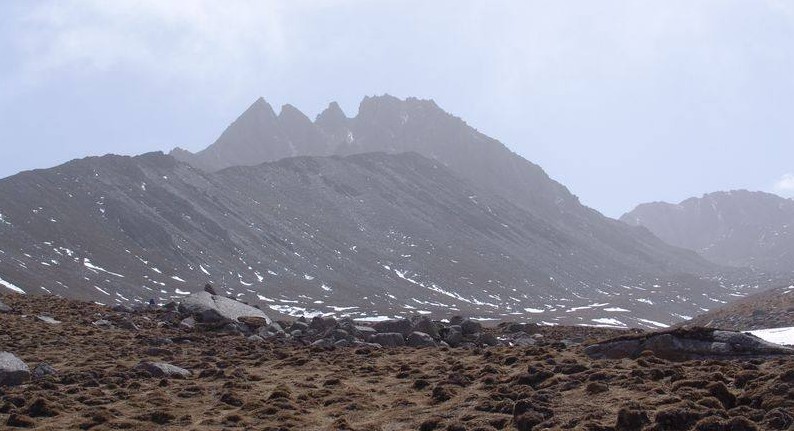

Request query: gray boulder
[
  {"left": 461, "top": 319, "right": 482, "bottom": 335},
  {"left": 371, "top": 332, "right": 406, "bottom": 347},
  {"left": 310, "top": 316, "right": 338, "bottom": 332},
  {"left": 585, "top": 328, "right": 794, "bottom": 361},
  {"left": 445, "top": 325, "right": 464, "bottom": 347},
  {"left": 477, "top": 332, "right": 500, "bottom": 347},
  {"left": 0, "top": 352, "right": 30, "bottom": 387},
  {"left": 180, "top": 317, "right": 196, "bottom": 330},
  {"left": 353, "top": 325, "right": 378, "bottom": 341},
  {"left": 31, "top": 363, "right": 57, "bottom": 380},
  {"left": 135, "top": 361, "right": 191, "bottom": 378},
  {"left": 407, "top": 331, "right": 437, "bottom": 347},
  {"left": 178, "top": 291, "right": 271, "bottom": 325},
  {"left": 289, "top": 321, "right": 309, "bottom": 333},
  {"left": 411, "top": 317, "right": 440, "bottom": 339},
  {"left": 92, "top": 319, "right": 113, "bottom": 329},
  {"left": 373, "top": 319, "right": 412, "bottom": 337},
  {"left": 0, "top": 299, "right": 12, "bottom": 313},
  {"left": 36, "top": 315, "right": 61, "bottom": 324}
]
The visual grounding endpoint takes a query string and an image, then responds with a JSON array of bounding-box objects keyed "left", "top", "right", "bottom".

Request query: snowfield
[{"left": 747, "top": 327, "right": 794, "bottom": 346}]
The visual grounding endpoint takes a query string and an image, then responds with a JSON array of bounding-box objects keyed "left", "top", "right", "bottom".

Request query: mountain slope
[
  {"left": 173, "top": 95, "right": 714, "bottom": 279},
  {"left": 622, "top": 190, "right": 794, "bottom": 271},
  {"left": 0, "top": 152, "right": 745, "bottom": 327},
  {"left": 682, "top": 284, "right": 794, "bottom": 331}
]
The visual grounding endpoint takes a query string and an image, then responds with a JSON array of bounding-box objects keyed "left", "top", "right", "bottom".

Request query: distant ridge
[{"left": 622, "top": 190, "right": 794, "bottom": 271}]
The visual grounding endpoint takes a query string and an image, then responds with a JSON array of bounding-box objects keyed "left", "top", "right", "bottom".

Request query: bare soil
[{"left": 1, "top": 294, "right": 793, "bottom": 430}]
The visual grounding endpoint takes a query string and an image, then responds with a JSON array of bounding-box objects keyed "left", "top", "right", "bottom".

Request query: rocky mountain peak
[{"left": 315, "top": 101, "right": 348, "bottom": 128}]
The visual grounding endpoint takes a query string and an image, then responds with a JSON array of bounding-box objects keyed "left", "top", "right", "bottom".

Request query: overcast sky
[{"left": 1, "top": 1, "right": 792, "bottom": 217}]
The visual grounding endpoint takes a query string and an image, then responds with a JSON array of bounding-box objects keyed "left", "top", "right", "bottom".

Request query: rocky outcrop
[
  {"left": 177, "top": 292, "right": 271, "bottom": 325},
  {"left": 0, "top": 352, "right": 30, "bottom": 387},
  {"left": 0, "top": 299, "right": 11, "bottom": 313},
  {"left": 585, "top": 327, "right": 794, "bottom": 361}
]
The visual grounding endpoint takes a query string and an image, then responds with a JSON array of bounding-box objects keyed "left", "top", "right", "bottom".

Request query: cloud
[
  {"left": 10, "top": 1, "right": 336, "bottom": 97},
  {"left": 773, "top": 173, "right": 794, "bottom": 196}
]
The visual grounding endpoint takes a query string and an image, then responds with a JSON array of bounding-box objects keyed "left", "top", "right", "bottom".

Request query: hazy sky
[{"left": 1, "top": 1, "right": 793, "bottom": 217}]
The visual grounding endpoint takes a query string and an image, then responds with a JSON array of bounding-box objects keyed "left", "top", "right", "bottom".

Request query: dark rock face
[
  {"left": 0, "top": 352, "right": 30, "bottom": 387},
  {"left": 135, "top": 361, "right": 191, "bottom": 378},
  {"left": 0, "top": 299, "right": 11, "bottom": 313},
  {"left": 622, "top": 190, "right": 794, "bottom": 271},
  {"left": 584, "top": 327, "right": 794, "bottom": 361}
]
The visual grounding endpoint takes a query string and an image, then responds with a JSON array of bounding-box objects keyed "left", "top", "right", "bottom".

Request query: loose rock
[
  {"left": 135, "top": 361, "right": 192, "bottom": 378},
  {"left": 0, "top": 352, "right": 30, "bottom": 387}
]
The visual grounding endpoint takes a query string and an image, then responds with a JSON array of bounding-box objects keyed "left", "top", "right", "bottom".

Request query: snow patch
[
  {"left": 636, "top": 318, "right": 670, "bottom": 328},
  {"left": 0, "top": 275, "right": 25, "bottom": 294},
  {"left": 84, "top": 259, "right": 125, "bottom": 278},
  {"left": 747, "top": 327, "right": 794, "bottom": 346}
]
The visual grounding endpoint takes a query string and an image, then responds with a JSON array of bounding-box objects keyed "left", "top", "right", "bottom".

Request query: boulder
[
  {"left": 111, "top": 304, "right": 134, "bottom": 313},
  {"left": 331, "top": 329, "right": 349, "bottom": 341},
  {"left": 461, "top": 319, "right": 482, "bottom": 336},
  {"left": 371, "top": 332, "right": 406, "bottom": 347},
  {"left": 477, "top": 332, "right": 500, "bottom": 347},
  {"left": 585, "top": 327, "right": 794, "bottom": 361},
  {"left": 247, "top": 335, "right": 265, "bottom": 343},
  {"left": 407, "top": 331, "right": 437, "bottom": 347},
  {"left": 116, "top": 318, "right": 139, "bottom": 331},
  {"left": 411, "top": 317, "right": 440, "bottom": 339},
  {"left": 353, "top": 325, "right": 378, "bottom": 341},
  {"left": 92, "top": 319, "right": 113, "bottom": 329},
  {"left": 0, "top": 299, "right": 13, "bottom": 313},
  {"left": 31, "top": 363, "right": 57, "bottom": 380},
  {"left": 310, "top": 316, "right": 338, "bottom": 332},
  {"left": 444, "top": 326, "right": 463, "bottom": 347},
  {"left": 135, "top": 361, "right": 191, "bottom": 378},
  {"left": 36, "top": 315, "right": 61, "bottom": 324},
  {"left": 373, "top": 319, "right": 412, "bottom": 337},
  {"left": 0, "top": 352, "right": 30, "bottom": 387},
  {"left": 179, "top": 317, "right": 196, "bottom": 330},
  {"left": 178, "top": 291, "right": 271, "bottom": 325},
  {"left": 289, "top": 321, "right": 310, "bottom": 333}
]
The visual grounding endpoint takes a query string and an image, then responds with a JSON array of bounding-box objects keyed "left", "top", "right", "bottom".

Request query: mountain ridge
[
  {"left": 622, "top": 189, "right": 794, "bottom": 271},
  {"left": 0, "top": 149, "right": 745, "bottom": 327}
]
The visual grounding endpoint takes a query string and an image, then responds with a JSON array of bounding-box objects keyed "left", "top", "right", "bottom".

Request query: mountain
[
  {"left": 174, "top": 96, "right": 713, "bottom": 275},
  {"left": 1, "top": 95, "right": 773, "bottom": 327},
  {"left": 621, "top": 190, "right": 794, "bottom": 271},
  {"left": 0, "top": 149, "right": 749, "bottom": 327}
]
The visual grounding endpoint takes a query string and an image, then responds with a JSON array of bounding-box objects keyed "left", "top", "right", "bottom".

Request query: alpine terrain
[{"left": 0, "top": 96, "right": 775, "bottom": 327}]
